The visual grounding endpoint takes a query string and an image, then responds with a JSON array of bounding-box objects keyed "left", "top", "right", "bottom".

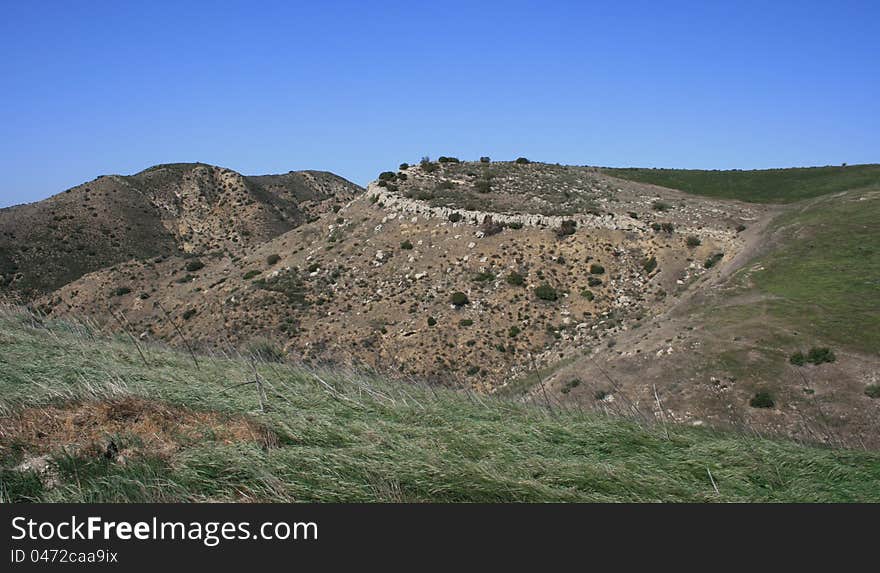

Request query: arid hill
[{"left": 0, "top": 163, "right": 362, "bottom": 300}]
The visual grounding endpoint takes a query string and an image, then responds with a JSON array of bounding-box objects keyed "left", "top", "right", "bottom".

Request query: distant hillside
[
  {"left": 2, "top": 306, "right": 879, "bottom": 503},
  {"left": 602, "top": 164, "right": 880, "bottom": 203},
  {"left": 0, "top": 163, "right": 362, "bottom": 299}
]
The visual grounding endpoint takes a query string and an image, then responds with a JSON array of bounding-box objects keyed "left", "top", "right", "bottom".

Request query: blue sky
[{"left": 1, "top": 0, "right": 877, "bottom": 207}]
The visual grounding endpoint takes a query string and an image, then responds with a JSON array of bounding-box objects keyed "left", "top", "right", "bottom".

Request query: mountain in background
[{"left": 0, "top": 163, "right": 362, "bottom": 300}]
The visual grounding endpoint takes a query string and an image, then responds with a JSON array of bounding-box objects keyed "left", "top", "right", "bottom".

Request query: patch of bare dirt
[{"left": 0, "top": 397, "right": 276, "bottom": 460}]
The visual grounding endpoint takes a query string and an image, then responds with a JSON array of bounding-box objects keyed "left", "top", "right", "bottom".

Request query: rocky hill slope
[{"left": 0, "top": 163, "right": 361, "bottom": 300}]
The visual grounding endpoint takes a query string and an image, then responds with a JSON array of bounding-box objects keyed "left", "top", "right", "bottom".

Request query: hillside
[
  {"left": 41, "top": 160, "right": 766, "bottom": 392},
  {"left": 2, "top": 306, "right": 879, "bottom": 503},
  {"left": 0, "top": 163, "right": 362, "bottom": 300},
  {"left": 602, "top": 164, "right": 880, "bottom": 203},
  {"left": 536, "top": 186, "right": 880, "bottom": 447}
]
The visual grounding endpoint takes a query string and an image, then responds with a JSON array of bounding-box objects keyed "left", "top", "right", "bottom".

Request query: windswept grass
[
  {"left": 1, "top": 307, "right": 879, "bottom": 502},
  {"left": 603, "top": 164, "right": 880, "bottom": 203}
]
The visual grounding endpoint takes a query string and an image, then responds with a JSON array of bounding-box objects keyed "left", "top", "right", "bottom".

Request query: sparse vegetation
[
  {"left": 185, "top": 260, "right": 205, "bottom": 272},
  {"left": 506, "top": 272, "right": 525, "bottom": 286},
  {"left": 642, "top": 256, "right": 658, "bottom": 274},
  {"left": 266, "top": 254, "right": 281, "bottom": 266},
  {"left": 400, "top": 240, "right": 413, "bottom": 250},
  {"left": 589, "top": 264, "right": 605, "bottom": 275},
  {"left": 686, "top": 236, "right": 702, "bottom": 248},
  {"left": 865, "top": 385, "right": 880, "bottom": 399}
]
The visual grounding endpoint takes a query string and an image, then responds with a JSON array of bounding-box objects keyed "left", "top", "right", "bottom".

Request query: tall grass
[{"left": 1, "top": 306, "right": 879, "bottom": 502}]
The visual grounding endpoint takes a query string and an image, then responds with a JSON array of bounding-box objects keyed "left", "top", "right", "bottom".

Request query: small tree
[{"left": 451, "top": 291, "right": 469, "bottom": 307}]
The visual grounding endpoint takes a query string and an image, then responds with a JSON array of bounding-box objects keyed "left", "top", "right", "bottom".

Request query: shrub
[
  {"left": 790, "top": 351, "right": 806, "bottom": 366},
  {"left": 448, "top": 212, "right": 462, "bottom": 223},
  {"left": 243, "top": 270, "right": 261, "bottom": 280},
  {"left": 378, "top": 171, "right": 397, "bottom": 181},
  {"left": 506, "top": 221, "right": 523, "bottom": 230},
  {"left": 479, "top": 156, "right": 491, "bottom": 163},
  {"left": 651, "top": 200, "right": 671, "bottom": 211},
  {"left": 182, "top": 308, "right": 197, "bottom": 321},
  {"left": 556, "top": 219, "right": 577, "bottom": 238},
  {"left": 185, "top": 260, "right": 205, "bottom": 272},
  {"left": 594, "top": 389, "right": 608, "bottom": 401},
  {"left": 506, "top": 272, "right": 525, "bottom": 286},
  {"left": 749, "top": 391, "right": 775, "bottom": 409},
  {"left": 642, "top": 256, "right": 658, "bottom": 273},
  {"left": 112, "top": 286, "right": 131, "bottom": 296},
  {"left": 266, "top": 254, "right": 281, "bottom": 266},
  {"left": 481, "top": 216, "right": 504, "bottom": 236},
  {"left": 736, "top": 224, "right": 747, "bottom": 232},
  {"left": 587, "top": 276, "right": 603, "bottom": 287},
  {"left": 400, "top": 240, "right": 413, "bottom": 250},
  {"left": 515, "top": 157, "right": 530, "bottom": 164},
  {"left": 438, "top": 156, "right": 460, "bottom": 163},
  {"left": 451, "top": 292, "right": 469, "bottom": 307},
  {"left": 807, "top": 347, "right": 836, "bottom": 365},
  {"left": 420, "top": 158, "right": 438, "bottom": 173},
  {"left": 560, "top": 379, "right": 581, "bottom": 394},
  {"left": 704, "top": 253, "right": 724, "bottom": 268},
  {"left": 473, "top": 271, "right": 495, "bottom": 283},
  {"left": 686, "top": 235, "right": 701, "bottom": 248},
  {"left": 580, "top": 289, "right": 594, "bottom": 300},
  {"left": 399, "top": 163, "right": 409, "bottom": 170},
  {"left": 865, "top": 385, "right": 880, "bottom": 399},
  {"left": 589, "top": 264, "right": 605, "bottom": 275},
  {"left": 508, "top": 325, "right": 521, "bottom": 338},
  {"left": 459, "top": 319, "right": 473, "bottom": 327},
  {"left": 474, "top": 179, "right": 492, "bottom": 193},
  {"left": 534, "top": 284, "right": 558, "bottom": 301},
  {"left": 427, "top": 316, "right": 437, "bottom": 327}
]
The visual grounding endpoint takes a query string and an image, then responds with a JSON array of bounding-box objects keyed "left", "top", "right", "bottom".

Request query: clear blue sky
[{"left": 1, "top": 0, "right": 877, "bottom": 207}]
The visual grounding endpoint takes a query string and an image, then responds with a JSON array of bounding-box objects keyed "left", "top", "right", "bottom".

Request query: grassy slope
[
  {"left": 602, "top": 164, "right": 880, "bottom": 203},
  {"left": 742, "top": 188, "right": 880, "bottom": 354},
  {"left": 1, "top": 309, "right": 879, "bottom": 502}
]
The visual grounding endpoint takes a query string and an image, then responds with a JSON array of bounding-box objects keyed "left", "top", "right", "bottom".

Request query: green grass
[
  {"left": 1, "top": 307, "right": 879, "bottom": 502},
  {"left": 743, "top": 188, "right": 880, "bottom": 354},
  {"left": 603, "top": 164, "right": 880, "bottom": 203}
]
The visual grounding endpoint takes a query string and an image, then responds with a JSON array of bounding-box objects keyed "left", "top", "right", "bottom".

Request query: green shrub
[
  {"left": 378, "top": 171, "right": 396, "bottom": 181},
  {"left": 790, "top": 351, "right": 806, "bottom": 366},
  {"left": 865, "top": 385, "right": 880, "bottom": 399},
  {"left": 587, "top": 276, "right": 603, "bottom": 287},
  {"left": 473, "top": 271, "right": 495, "bottom": 283},
  {"left": 643, "top": 256, "right": 658, "bottom": 273},
  {"left": 243, "top": 270, "right": 261, "bottom": 280},
  {"left": 185, "top": 260, "right": 205, "bottom": 272},
  {"left": 400, "top": 240, "right": 413, "bottom": 250},
  {"left": 535, "top": 284, "right": 558, "bottom": 301},
  {"left": 427, "top": 316, "right": 437, "bottom": 327},
  {"left": 112, "top": 286, "right": 131, "bottom": 296},
  {"left": 266, "top": 254, "right": 281, "bottom": 266},
  {"left": 448, "top": 212, "right": 462, "bottom": 223},
  {"left": 399, "top": 163, "right": 409, "bottom": 170},
  {"left": 420, "top": 158, "right": 438, "bottom": 173},
  {"left": 506, "top": 272, "right": 525, "bottom": 286},
  {"left": 589, "top": 264, "right": 605, "bottom": 275},
  {"left": 807, "top": 347, "right": 836, "bottom": 365},
  {"left": 749, "top": 391, "right": 775, "bottom": 409},
  {"left": 652, "top": 200, "right": 671, "bottom": 211},
  {"left": 479, "top": 156, "right": 491, "bottom": 163},
  {"left": 506, "top": 221, "right": 523, "bottom": 230},
  {"left": 560, "top": 379, "right": 581, "bottom": 394},
  {"left": 438, "top": 156, "right": 460, "bottom": 163},
  {"left": 556, "top": 220, "right": 577, "bottom": 238},
  {"left": 451, "top": 292, "right": 469, "bottom": 307},
  {"left": 508, "top": 325, "right": 521, "bottom": 338},
  {"left": 182, "top": 308, "right": 197, "bottom": 321},
  {"left": 580, "top": 289, "right": 594, "bottom": 300},
  {"left": 704, "top": 253, "right": 724, "bottom": 268},
  {"left": 686, "top": 235, "right": 701, "bottom": 248},
  {"left": 515, "top": 157, "right": 530, "bottom": 164},
  {"left": 736, "top": 224, "right": 747, "bottom": 232},
  {"left": 475, "top": 179, "right": 492, "bottom": 193},
  {"left": 459, "top": 319, "right": 473, "bottom": 327}
]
